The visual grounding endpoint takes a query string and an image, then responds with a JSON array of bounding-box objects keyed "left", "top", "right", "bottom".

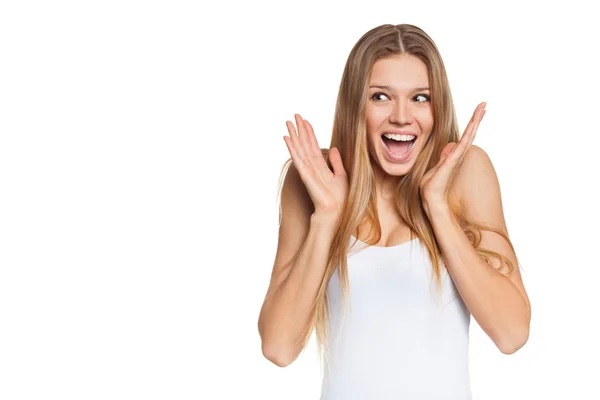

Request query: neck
[{"left": 372, "top": 165, "right": 401, "bottom": 202}]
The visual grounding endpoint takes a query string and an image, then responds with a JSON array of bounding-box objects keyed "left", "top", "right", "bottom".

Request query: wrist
[
  {"left": 310, "top": 211, "right": 340, "bottom": 231},
  {"left": 423, "top": 198, "right": 451, "bottom": 218}
]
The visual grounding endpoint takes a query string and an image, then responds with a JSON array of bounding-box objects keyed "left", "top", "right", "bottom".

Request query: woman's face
[{"left": 366, "top": 54, "right": 434, "bottom": 177}]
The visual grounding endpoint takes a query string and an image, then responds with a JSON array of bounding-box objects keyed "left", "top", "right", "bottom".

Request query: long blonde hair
[{"left": 274, "top": 23, "right": 520, "bottom": 372}]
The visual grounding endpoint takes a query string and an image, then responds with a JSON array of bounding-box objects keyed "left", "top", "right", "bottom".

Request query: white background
[{"left": 1, "top": 1, "right": 599, "bottom": 399}]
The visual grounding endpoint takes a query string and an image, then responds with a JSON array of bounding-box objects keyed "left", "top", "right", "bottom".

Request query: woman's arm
[
  {"left": 426, "top": 145, "right": 531, "bottom": 354},
  {"left": 258, "top": 165, "right": 338, "bottom": 367}
]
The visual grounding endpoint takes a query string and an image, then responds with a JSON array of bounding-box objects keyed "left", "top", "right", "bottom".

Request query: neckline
[{"left": 350, "top": 235, "right": 419, "bottom": 249}]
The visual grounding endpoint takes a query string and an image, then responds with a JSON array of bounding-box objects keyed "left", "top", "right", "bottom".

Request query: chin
[{"left": 382, "top": 162, "right": 415, "bottom": 176}]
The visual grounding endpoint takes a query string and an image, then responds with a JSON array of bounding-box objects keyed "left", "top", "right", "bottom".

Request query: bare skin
[
  {"left": 285, "top": 54, "right": 462, "bottom": 248},
  {"left": 357, "top": 54, "right": 436, "bottom": 247}
]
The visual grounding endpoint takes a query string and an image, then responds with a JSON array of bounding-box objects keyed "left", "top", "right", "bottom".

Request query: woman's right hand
[{"left": 283, "top": 114, "right": 349, "bottom": 221}]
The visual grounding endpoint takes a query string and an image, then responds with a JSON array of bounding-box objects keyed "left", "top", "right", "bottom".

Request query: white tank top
[{"left": 319, "top": 235, "right": 472, "bottom": 400}]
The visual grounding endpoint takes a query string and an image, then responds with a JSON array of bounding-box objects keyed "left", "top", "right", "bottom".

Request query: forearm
[
  {"left": 259, "top": 213, "right": 337, "bottom": 363},
  {"left": 426, "top": 202, "right": 529, "bottom": 353}
]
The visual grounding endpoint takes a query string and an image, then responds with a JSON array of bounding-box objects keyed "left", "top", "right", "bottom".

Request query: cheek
[
  {"left": 366, "top": 104, "right": 388, "bottom": 118},
  {"left": 417, "top": 110, "right": 434, "bottom": 126},
  {"left": 366, "top": 132, "right": 382, "bottom": 153},
  {"left": 369, "top": 107, "right": 388, "bottom": 121}
]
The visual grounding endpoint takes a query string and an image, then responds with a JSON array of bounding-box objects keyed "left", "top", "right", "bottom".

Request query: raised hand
[
  {"left": 420, "top": 102, "right": 487, "bottom": 211},
  {"left": 283, "top": 114, "right": 349, "bottom": 220}
]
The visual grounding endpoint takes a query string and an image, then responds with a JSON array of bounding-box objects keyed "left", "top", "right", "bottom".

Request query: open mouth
[{"left": 381, "top": 134, "right": 417, "bottom": 156}]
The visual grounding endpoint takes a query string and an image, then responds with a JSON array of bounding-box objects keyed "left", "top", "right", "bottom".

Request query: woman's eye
[
  {"left": 371, "top": 92, "right": 389, "bottom": 102},
  {"left": 415, "top": 94, "right": 431, "bottom": 103},
  {"left": 370, "top": 92, "right": 430, "bottom": 103}
]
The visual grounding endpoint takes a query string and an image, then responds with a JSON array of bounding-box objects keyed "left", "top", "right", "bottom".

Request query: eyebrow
[{"left": 369, "top": 85, "right": 430, "bottom": 92}]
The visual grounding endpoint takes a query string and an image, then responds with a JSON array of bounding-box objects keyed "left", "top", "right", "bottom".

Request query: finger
[
  {"left": 303, "top": 119, "right": 331, "bottom": 172},
  {"left": 303, "top": 119, "right": 321, "bottom": 157},
  {"left": 461, "top": 105, "right": 483, "bottom": 144},
  {"left": 292, "top": 114, "right": 308, "bottom": 155},
  {"left": 286, "top": 116, "right": 299, "bottom": 141},
  {"left": 464, "top": 103, "right": 485, "bottom": 135},
  {"left": 296, "top": 117, "right": 330, "bottom": 185},
  {"left": 329, "top": 147, "right": 347, "bottom": 177},
  {"left": 285, "top": 120, "right": 308, "bottom": 171},
  {"left": 467, "top": 109, "right": 485, "bottom": 148},
  {"left": 451, "top": 106, "right": 486, "bottom": 168},
  {"left": 283, "top": 135, "right": 305, "bottom": 171},
  {"left": 289, "top": 115, "right": 310, "bottom": 168},
  {"left": 452, "top": 104, "right": 485, "bottom": 158},
  {"left": 463, "top": 106, "right": 486, "bottom": 150},
  {"left": 283, "top": 134, "right": 318, "bottom": 188},
  {"left": 297, "top": 114, "right": 310, "bottom": 147}
]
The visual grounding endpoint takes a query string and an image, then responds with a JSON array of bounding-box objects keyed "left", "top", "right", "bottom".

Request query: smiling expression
[{"left": 366, "top": 54, "right": 434, "bottom": 177}]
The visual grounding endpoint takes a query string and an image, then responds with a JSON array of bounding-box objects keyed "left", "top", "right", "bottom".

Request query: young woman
[{"left": 258, "top": 23, "right": 531, "bottom": 399}]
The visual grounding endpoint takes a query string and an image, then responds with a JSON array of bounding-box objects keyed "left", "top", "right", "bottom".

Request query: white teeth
[{"left": 383, "top": 133, "right": 416, "bottom": 141}]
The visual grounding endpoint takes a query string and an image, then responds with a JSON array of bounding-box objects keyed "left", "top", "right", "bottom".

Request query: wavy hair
[{"left": 274, "top": 23, "right": 520, "bottom": 373}]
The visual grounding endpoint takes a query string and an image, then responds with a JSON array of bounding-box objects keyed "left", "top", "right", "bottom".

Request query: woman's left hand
[{"left": 420, "top": 102, "right": 487, "bottom": 212}]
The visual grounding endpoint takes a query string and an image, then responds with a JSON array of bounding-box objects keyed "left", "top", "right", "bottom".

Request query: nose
[{"left": 389, "top": 99, "right": 413, "bottom": 125}]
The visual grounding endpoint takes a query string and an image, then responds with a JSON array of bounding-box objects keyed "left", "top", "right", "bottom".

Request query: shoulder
[
  {"left": 463, "top": 143, "right": 492, "bottom": 167},
  {"left": 454, "top": 144, "right": 497, "bottom": 192},
  {"left": 450, "top": 144, "right": 504, "bottom": 223}
]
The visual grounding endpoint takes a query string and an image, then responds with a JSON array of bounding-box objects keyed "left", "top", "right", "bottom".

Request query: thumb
[{"left": 329, "top": 147, "right": 346, "bottom": 176}]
